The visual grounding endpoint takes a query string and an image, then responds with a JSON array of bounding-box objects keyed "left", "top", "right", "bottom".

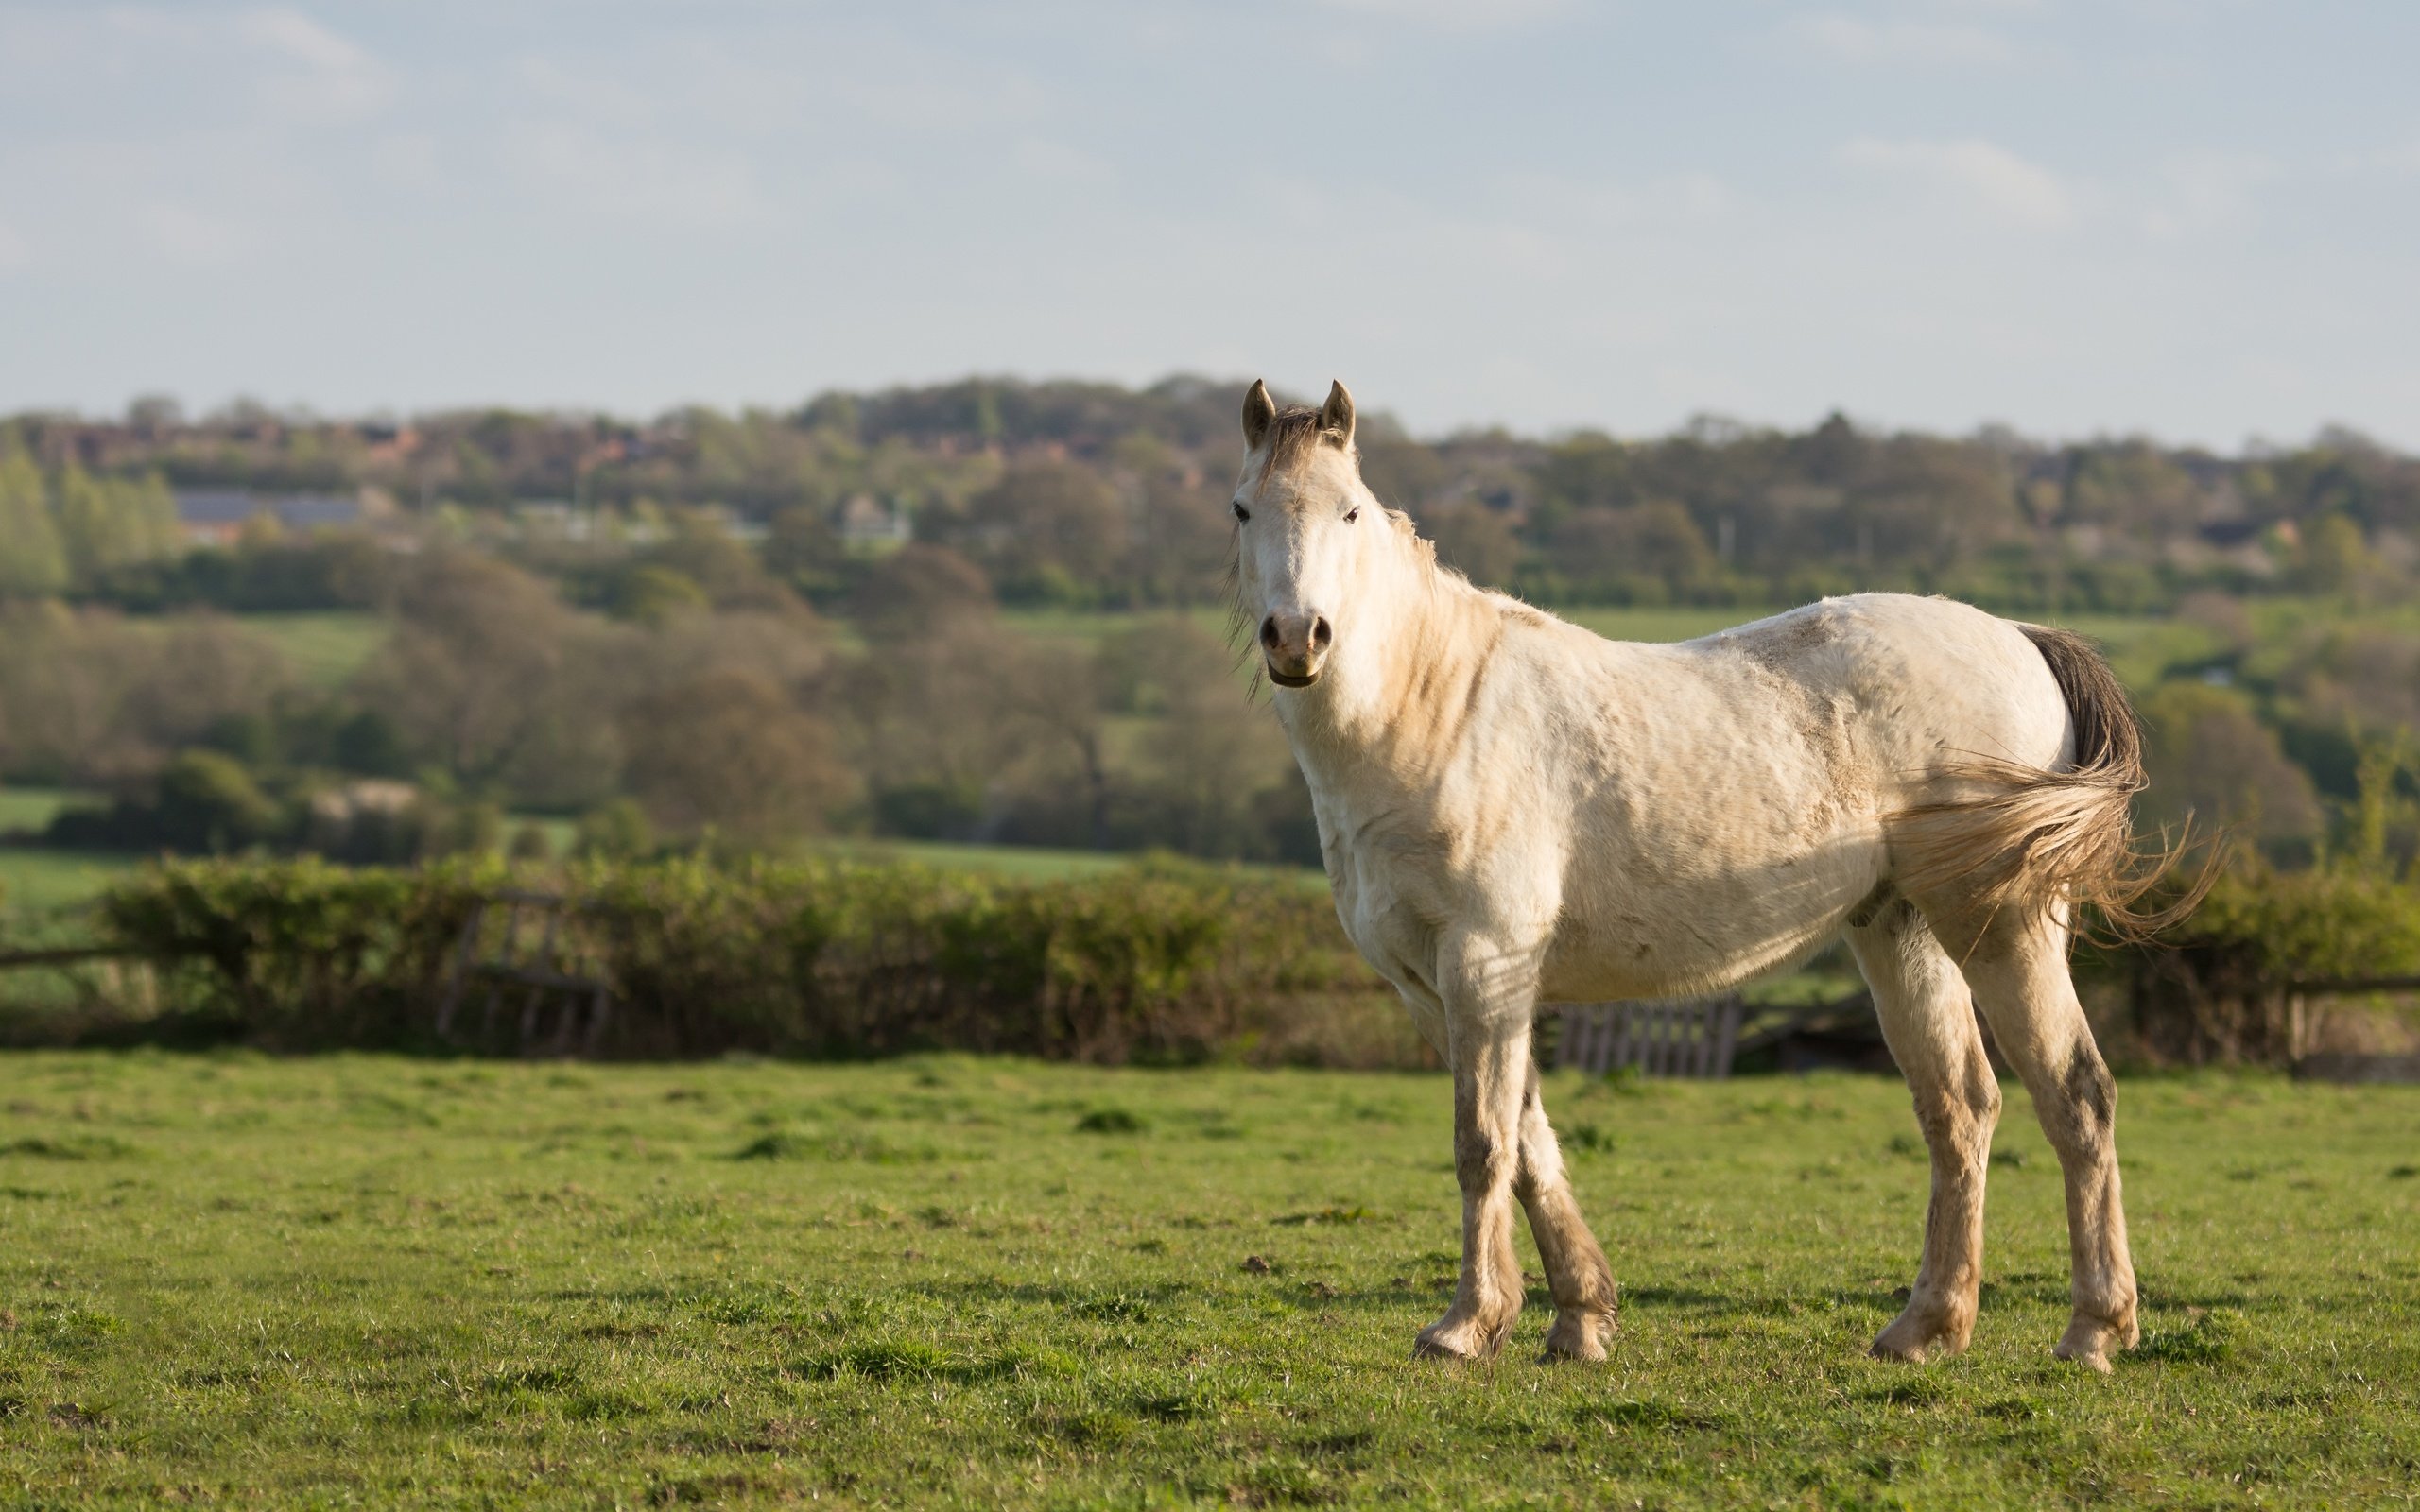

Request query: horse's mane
[{"left": 1256, "top": 404, "right": 1344, "bottom": 472}]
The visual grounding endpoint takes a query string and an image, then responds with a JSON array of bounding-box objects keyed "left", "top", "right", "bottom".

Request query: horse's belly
[{"left": 1538, "top": 854, "right": 1875, "bottom": 1003}]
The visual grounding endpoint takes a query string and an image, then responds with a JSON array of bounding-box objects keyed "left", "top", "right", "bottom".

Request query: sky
[{"left": 2, "top": 1, "right": 2416, "bottom": 449}]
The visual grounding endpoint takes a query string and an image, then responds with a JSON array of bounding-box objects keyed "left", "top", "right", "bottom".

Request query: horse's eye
[
  {"left": 1233, "top": 502, "right": 1250, "bottom": 522},
  {"left": 1344, "top": 507, "right": 1360, "bottom": 524}
]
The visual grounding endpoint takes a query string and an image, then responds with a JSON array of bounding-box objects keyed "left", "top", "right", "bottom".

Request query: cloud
[
  {"left": 236, "top": 8, "right": 395, "bottom": 118},
  {"left": 81, "top": 6, "right": 394, "bottom": 121},
  {"left": 134, "top": 202, "right": 252, "bottom": 266},
  {"left": 1786, "top": 13, "right": 2019, "bottom": 66},
  {"left": 505, "top": 122, "right": 774, "bottom": 228},
  {"left": 2139, "top": 152, "right": 2273, "bottom": 237},
  {"left": 1012, "top": 137, "right": 1115, "bottom": 185},
  {"left": 517, "top": 56, "right": 658, "bottom": 124},
  {"left": 372, "top": 132, "right": 442, "bottom": 190},
  {"left": 1313, "top": 0, "right": 1574, "bottom": 30},
  {"left": 0, "top": 220, "right": 28, "bottom": 273},
  {"left": 1839, "top": 136, "right": 2075, "bottom": 229},
  {"left": 1501, "top": 169, "right": 1732, "bottom": 230}
]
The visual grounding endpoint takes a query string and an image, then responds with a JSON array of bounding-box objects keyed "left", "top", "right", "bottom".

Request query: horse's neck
[{"left": 1285, "top": 561, "right": 1503, "bottom": 787}]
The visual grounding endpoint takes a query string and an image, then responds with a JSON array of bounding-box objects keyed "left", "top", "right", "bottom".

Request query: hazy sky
[{"left": 3, "top": 1, "right": 2416, "bottom": 447}]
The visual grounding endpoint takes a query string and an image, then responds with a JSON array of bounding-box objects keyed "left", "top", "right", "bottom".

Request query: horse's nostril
[
  {"left": 1259, "top": 615, "right": 1281, "bottom": 649},
  {"left": 1311, "top": 617, "right": 1333, "bottom": 650}
]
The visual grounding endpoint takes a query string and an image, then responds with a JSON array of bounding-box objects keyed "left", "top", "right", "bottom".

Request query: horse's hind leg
[
  {"left": 1850, "top": 897, "right": 2002, "bottom": 1363},
  {"left": 1513, "top": 1062, "right": 1617, "bottom": 1362},
  {"left": 1953, "top": 911, "right": 2139, "bottom": 1372}
]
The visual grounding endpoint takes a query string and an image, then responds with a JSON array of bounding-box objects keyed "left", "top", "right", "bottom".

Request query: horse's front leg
[
  {"left": 1514, "top": 1062, "right": 1618, "bottom": 1362},
  {"left": 1413, "top": 943, "right": 1537, "bottom": 1362}
]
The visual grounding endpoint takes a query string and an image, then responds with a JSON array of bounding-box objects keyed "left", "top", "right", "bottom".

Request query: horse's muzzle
[{"left": 1261, "top": 612, "right": 1331, "bottom": 688}]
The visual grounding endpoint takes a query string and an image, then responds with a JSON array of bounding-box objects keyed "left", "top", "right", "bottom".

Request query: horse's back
[{"left": 1685, "top": 594, "right": 2071, "bottom": 779}]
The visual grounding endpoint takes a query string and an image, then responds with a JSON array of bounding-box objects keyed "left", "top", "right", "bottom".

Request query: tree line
[
  {"left": 0, "top": 537, "right": 1312, "bottom": 869},
  {"left": 9, "top": 377, "right": 2419, "bottom": 614},
  {"left": 6, "top": 377, "right": 2420, "bottom": 875}
]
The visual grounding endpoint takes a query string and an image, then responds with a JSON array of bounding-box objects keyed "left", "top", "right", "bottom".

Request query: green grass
[
  {"left": 0, "top": 848, "right": 131, "bottom": 920},
  {"left": 0, "top": 787, "right": 127, "bottom": 925},
  {"left": 0, "top": 787, "right": 82, "bottom": 835},
  {"left": 0, "top": 1055, "right": 2410, "bottom": 1507},
  {"left": 230, "top": 610, "right": 390, "bottom": 688}
]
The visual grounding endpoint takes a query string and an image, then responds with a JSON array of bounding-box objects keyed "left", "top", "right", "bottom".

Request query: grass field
[
  {"left": 199, "top": 600, "right": 2189, "bottom": 698},
  {"left": 228, "top": 611, "right": 390, "bottom": 688},
  {"left": 0, "top": 1055, "right": 2411, "bottom": 1507},
  {"left": 0, "top": 849, "right": 130, "bottom": 922},
  {"left": 1, "top": 820, "right": 1311, "bottom": 923},
  {"left": 0, "top": 791, "right": 128, "bottom": 929}
]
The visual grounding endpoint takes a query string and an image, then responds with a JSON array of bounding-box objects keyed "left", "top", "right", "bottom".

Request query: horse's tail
[{"left": 1891, "top": 624, "right": 2211, "bottom": 940}]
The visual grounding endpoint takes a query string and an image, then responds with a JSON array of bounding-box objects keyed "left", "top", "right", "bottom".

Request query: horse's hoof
[
  {"left": 2055, "top": 1344, "right": 2115, "bottom": 1374},
  {"left": 1413, "top": 1318, "right": 1506, "bottom": 1362},
  {"left": 1870, "top": 1300, "right": 1973, "bottom": 1364},
  {"left": 1541, "top": 1311, "right": 1614, "bottom": 1363},
  {"left": 2054, "top": 1314, "right": 2128, "bottom": 1374}
]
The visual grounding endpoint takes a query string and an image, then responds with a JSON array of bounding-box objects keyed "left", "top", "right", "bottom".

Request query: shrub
[
  {"left": 2097, "top": 860, "right": 2420, "bottom": 1064},
  {"left": 99, "top": 855, "right": 503, "bottom": 1048},
  {"left": 91, "top": 854, "right": 1379, "bottom": 1061}
]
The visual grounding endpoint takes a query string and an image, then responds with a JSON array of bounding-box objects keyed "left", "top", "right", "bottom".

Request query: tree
[
  {"left": 350, "top": 551, "right": 582, "bottom": 788},
  {"left": 2140, "top": 682, "right": 2324, "bottom": 857},
  {"left": 607, "top": 564, "right": 710, "bottom": 626},
  {"left": 0, "top": 442, "right": 67, "bottom": 598},
  {"left": 2298, "top": 513, "right": 2377, "bottom": 598},
  {"left": 0, "top": 602, "right": 292, "bottom": 785},
  {"left": 958, "top": 460, "right": 1127, "bottom": 602},
  {"left": 846, "top": 544, "right": 994, "bottom": 642},
  {"left": 1547, "top": 503, "right": 1716, "bottom": 601},
  {"left": 54, "top": 464, "right": 180, "bottom": 588},
  {"left": 1113, "top": 617, "right": 1293, "bottom": 858},
  {"left": 762, "top": 505, "right": 845, "bottom": 593},
  {"left": 573, "top": 798, "right": 654, "bottom": 859},
  {"left": 1532, "top": 432, "right": 1636, "bottom": 512},
  {"left": 836, "top": 620, "right": 1049, "bottom": 839},
  {"left": 153, "top": 750, "right": 281, "bottom": 853},
  {"left": 620, "top": 672, "right": 852, "bottom": 842},
  {"left": 1416, "top": 502, "right": 1521, "bottom": 588},
  {"left": 647, "top": 512, "right": 800, "bottom": 613}
]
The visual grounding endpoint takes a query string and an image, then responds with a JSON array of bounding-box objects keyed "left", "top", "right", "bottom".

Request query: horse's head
[{"left": 1232, "top": 378, "right": 1390, "bottom": 691}]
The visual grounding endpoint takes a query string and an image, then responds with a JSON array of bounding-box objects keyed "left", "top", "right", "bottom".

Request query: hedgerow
[{"left": 92, "top": 854, "right": 1384, "bottom": 1061}]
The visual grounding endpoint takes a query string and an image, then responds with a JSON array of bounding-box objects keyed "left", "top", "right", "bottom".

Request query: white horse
[{"left": 1232, "top": 379, "right": 2187, "bottom": 1370}]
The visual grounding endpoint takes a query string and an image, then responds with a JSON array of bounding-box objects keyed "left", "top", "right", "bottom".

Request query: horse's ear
[
  {"left": 1242, "top": 379, "right": 1276, "bottom": 449},
  {"left": 1320, "top": 380, "right": 1356, "bottom": 450}
]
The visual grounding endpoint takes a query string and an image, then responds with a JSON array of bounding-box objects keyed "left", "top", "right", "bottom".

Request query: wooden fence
[
  {"left": 1552, "top": 994, "right": 1746, "bottom": 1078},
  {"left": 434, "top": 890, "right": 614, "bottom": 1056}
]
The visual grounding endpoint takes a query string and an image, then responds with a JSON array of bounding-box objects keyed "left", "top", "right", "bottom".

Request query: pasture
[{"left": 1, "top": 1054, "right": 2411, "bottom": 1507}]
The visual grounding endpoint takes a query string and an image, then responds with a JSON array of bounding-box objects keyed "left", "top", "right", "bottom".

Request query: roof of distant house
[{"left": 175, "top": 490, "right": 363, "bottom": 529}]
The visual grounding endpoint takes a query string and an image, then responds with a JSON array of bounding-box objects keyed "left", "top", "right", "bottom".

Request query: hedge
[
  {"left": 2098, "top": 862, "right": 2420, "bottom": 1064},
  {"left": 60, "top": 852, "right": 2420, "bottom": 1068},
  {"left": 89, "top": 854, "right": 1383, "bottom": 1062}
]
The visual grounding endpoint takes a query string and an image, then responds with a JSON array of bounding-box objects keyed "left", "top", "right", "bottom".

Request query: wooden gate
[
  {"left": 436, "top": 890, "right": 614, "bottom": 1055},
  {"left": 1552, "top": 994, "right": 1744, "bottom": 1078}
]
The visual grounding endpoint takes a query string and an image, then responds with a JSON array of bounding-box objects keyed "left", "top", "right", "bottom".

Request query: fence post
[
  {"left": 436, "top": 901, "right": 484, "bottom": 1044},
  {"left": 1712, "top": 993, "right": 1741, "bottom": 1079}
]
